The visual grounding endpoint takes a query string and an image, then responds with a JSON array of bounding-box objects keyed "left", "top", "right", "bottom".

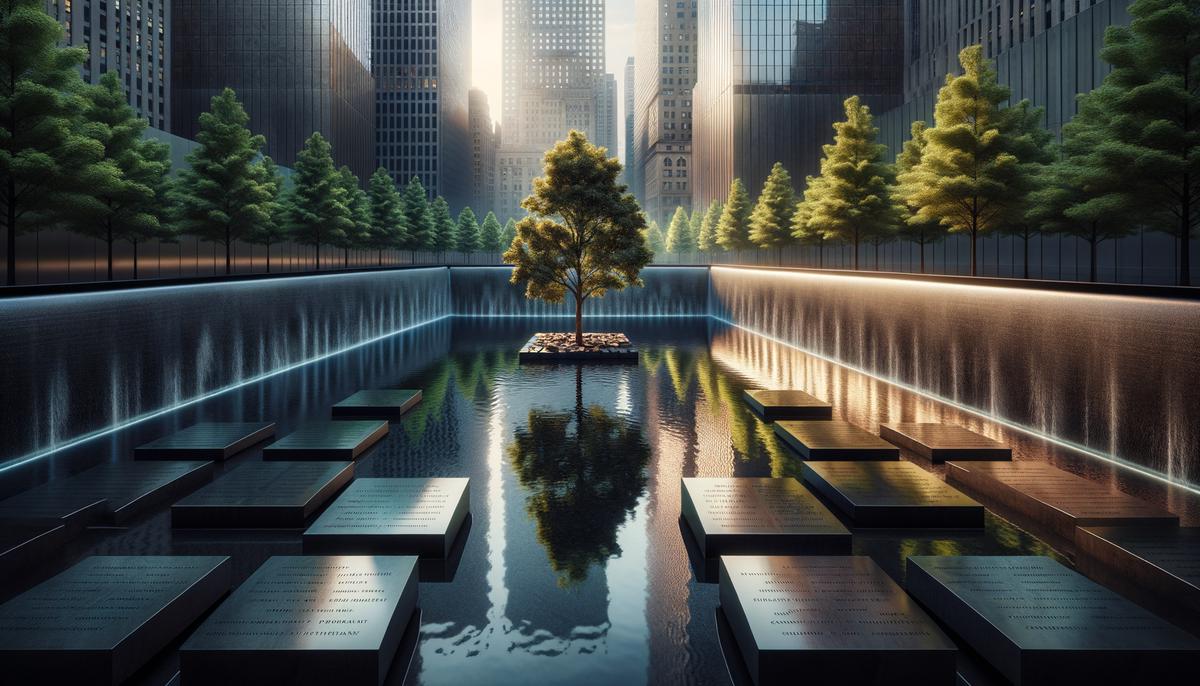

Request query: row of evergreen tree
[
  {"left": 646, "top": 0, "right": 1198, "bottom": 286},
  {"left": 1, "top": 1, "right": 518, "bottom": 285}
]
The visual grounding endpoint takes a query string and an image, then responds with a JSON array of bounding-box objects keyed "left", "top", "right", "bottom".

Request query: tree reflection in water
[{"left": 508, "top": 367, "right": 651, "bottom": 587}]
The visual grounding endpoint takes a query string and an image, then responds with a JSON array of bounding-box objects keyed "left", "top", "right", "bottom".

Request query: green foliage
[
  {"left": 501, "top": 217, "right": 518, "bottom": 248},
  {"left": 893, "top": 121, "right": 945, "bottom": 273},
  {"left": 430, "top": 196, "right": 456, "bottom": 252},
  {"left": 286, "top": 132, "right": 350, "bottom": 268},
  {"left": 1, "top": 0, "right": 103, "bottom": 284},
  {"left": 456, "top": 206, "right": 480, "bottom": 252},
  {"left": 665, "top": 206, "right": 696, "bottom": 253},
  {"left": 716, "top": 178, "right": 753, "bottom": 251},
  {"left": 803, "top": 96, "right": 899, "bottom": 270},
  {"left": 901, "top": 46, "right": 1048, "bottom": 275},
  {"left": 336, "top": 165, "right": 371, "bottom": 263},
  {"left": 401, "top": 176, "right": 434, "bottom": 251},
  {"left": 174, "top": 89, "right": 273, "bottom": 273},
  {"left": 503, "top": 131, "right": 651, "bottom": 343},
  {"left": 749, "top": 162, "right": 797, "bottom": 250},
  {"left": 697, "top": 200, "right": 722, "bottom": 251},
  {"left": 689, "top": 207, "right": 705, "bottom": 247},
  {"left": 643, "top": 219, "right": 665, "bottom": 254},
  {"left": 479, "top": 211, "right": 503, "bottom": 252},
  {"left": 246, "top": 156, "right": 288, "bottom": 272},
  {"left": 366, "top": 166, "right": 406, "bottom": 261}
]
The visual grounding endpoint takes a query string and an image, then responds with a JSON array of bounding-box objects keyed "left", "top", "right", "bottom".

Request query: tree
[
  {"left": 125, "top": 142, "right": 176, "bottom": 278},
  {"left": 697, "top": 200, "right": 722, "bottom": 252},
  {"left": 503, "top": 130, "right": 652, "bottom": 345},
  {"left": 336, "top": 166, "right": 371, "bottom": 267},
  {"left": 643, "top": 219, "right": 666, "bottom": 254},
  {"left": 501, "top": 217, "right": 518, "bottom": 249},
  {"left": 665, "top": 206, "right": 696, "bottom": 253},
  {"left": 689, "top": 207, "right": 705, "bottom": 248},
  {"left": 902, "top": 46, "right": 1046, "bottom": 276},
  {"left": 287, "top": 132, "right": 349, "bottom": 269},
  {"left": 72, "top": 72, "right": 172, "bottom": 279},
  {"left": 366, "top": 166, "right": 406, "bottom": 266},
  {"left": 803, "top": 96, "right": 899, "bottom": 270},
  {"left": 479, "top": 211, "right": 503, "bottom": 252},
  {"left": 246, "top": 156, "right": 287, "bottom": 273},
  {"left": 716, "top": 178, "right": 753, "bottom": 251},
  {"left": 792, "top": 189, "right": 828, "bottom": 268},
  {"left": 1058, "top": 0, "right": 1196, "bottom": 284},
  {"left": 749, "top": 161, "right": 797, "bottom": 261},
  {"left": 401, "top": 176, "right": 433, "bottom": 256},
  {"left": 1, "top": 0, "right": 101, "bottom": 285},
  {"left": 430, "top": 196, "right": 455, "bottom": 254},
  {"left": 456, "top": 206, "right": 480, "bottom": 253},
  {"left": 894, "top": 121, "right": 946, "bottom": 274}
]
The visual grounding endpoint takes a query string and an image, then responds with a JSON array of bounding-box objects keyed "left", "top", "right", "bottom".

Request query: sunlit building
[{"left": 469, "top": 88, "right": 500, "bottom": 214}]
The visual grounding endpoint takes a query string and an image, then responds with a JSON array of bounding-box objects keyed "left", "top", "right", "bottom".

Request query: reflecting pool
[{"left": 1, "top": 317, "right": 1195, "bottom": 685}]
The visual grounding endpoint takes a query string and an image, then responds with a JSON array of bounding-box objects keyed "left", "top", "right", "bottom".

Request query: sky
[{"left": 472, "top": 0, "right": 637, "bottom": 158}]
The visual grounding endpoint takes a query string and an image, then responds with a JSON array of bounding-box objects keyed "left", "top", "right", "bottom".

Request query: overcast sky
[{"left": 472, "top": 0, "right": 637, "bottom": 158}]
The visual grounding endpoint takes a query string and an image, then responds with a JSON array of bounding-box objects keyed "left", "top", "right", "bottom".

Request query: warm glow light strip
[{"left": 710, "top": 315, "right": 1200, "bottom": 496}]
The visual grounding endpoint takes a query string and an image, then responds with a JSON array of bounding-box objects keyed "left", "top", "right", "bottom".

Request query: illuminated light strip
[
  {"left": 0, "top": 314, "right": 454, "bottom": 475},
  {"left": 710, "top": 315, "right": 1200, "bottom": 496},
  {"left": 451, "top": 313, "right": 708, "bottom": 318}
]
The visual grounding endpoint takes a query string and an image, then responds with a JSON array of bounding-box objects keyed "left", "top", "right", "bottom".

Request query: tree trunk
[
  {"left": 5, "top": 178, "right": 15, "bottom": 286},
  {"left": 970, "top": 231, "right": 978, "bottom": 276},
  {"left": 818, "top": 240, "right": 824, "bottom": 268},
  {"left": 1090, "top": 237, "right": 1098, "bottom": 283},
  {"left": 1181, "top": 215, "right": 1192, "bottom": 287},
  {"left": 852, "top": 238, "right": 860, "bottom": 270},
  {"left": 344, "top": 246, "right": 349, "bottom": 268},
  {"left": 316, "top": 243, "right": 321, "bottom": 270},
  {"left": 106, "top": 223, "right": 114, "bottom": 280},
  {"left": 574, "top": 294, "right": 584, "bottom": 347},
  {"left": 132, "top": 240, "right": 139, "bottom": 279},
  {"left": 1023, "top": 234, "right": 1030, "bottom": 279},
  {"left": 919, "top": 241, "right": 926, "bottom": 274},
  {"left": 266, "top": 243, "right": 272, "bottom": 273},
  {"left": 225, "top": 227, "right": 232, "bottom": 275}
]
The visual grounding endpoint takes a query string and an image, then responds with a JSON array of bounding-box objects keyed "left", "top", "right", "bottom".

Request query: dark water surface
[{"left": 2, "top": 317, "right": 1196, "bottom": 685}]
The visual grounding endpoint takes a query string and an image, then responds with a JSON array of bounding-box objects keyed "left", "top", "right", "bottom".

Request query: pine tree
[
  {"left": 1, "top": 0, "right": 101, "bottom": 285},
  {"left": 749, "top": 162, "right": 797, "bottom": 260},
  {"left": 174, "top": 89, "right": 273, "bottom": 274},
  {"left": 401, "top": 176, "right": 433, "bottom": 254},
  {"left": 689, "top": 207, "right": 705, "bottom": 248},
  {"left": 456, "top": 206, "right": 480, "bottom": 253},
  {"left": 479, "top": 211, "right": 503, "bottom": 252},
  {"left": 902, "top": 46, "right": 1046, "bottom": 276},
  {"left": 287, "top": 132, "right": 349, "bottom": 269},
  {"left": 366, "top": 167, "right": 406, "bottom": 266},
  {"left": 246, "top": 156, "right": 288, "bottom": 273},
  {"left": 643, "top": 219, "right": 666, "bottom": 254},
  {"left": 697, "top": 200, "right": 722, "bottom": 252},
  {"left": 502, "top": 217, "right": 518, "bottom": 249},
  {"left": 72, "top": 72, "right": 172, "bottom": 280},
  {"left": 792, "top": 193, "right": 828, "bottom": 268},
  {"left": 716, "top": 178, "right": 753, "bottom": 251},
  {"left": 665, "top": 206, "right": 695, "bottom": 253},
  {"left": 1059, "top": 0, "right": 1197, "bottom": 285},
  {"left": 804, "top": 96, "right": 899, "bottom": 270},
  {"left": 430, "top": 196, "right": 455, "bottom": 254},
  {"left": 894, "top": 121, "right": 945, "bottom": 274},
  {"left": 336, "top": 166, "right": 371, "bottom": 267}
]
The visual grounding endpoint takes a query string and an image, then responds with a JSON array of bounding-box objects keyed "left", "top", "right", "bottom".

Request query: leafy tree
[
  {"left": 804, "top": 96, "right": 899, "bottom": 270},
  {"left": 665, "top": 206, "right": 695, "bottom": 253},
  {"left": 1, "top": 0, "right": 101, "bottom": 285},
  {"left": 697, "top": 200, "right": 722, "bottom": 252},
  {"left": 479, "top": 211, "right": 503, "bottom": 252},
  {"left": 456, "top": 206, "right": 480, "bottom": 253},
  {"left": 894, "top": 121, "right": 945, "bottom": 274},
  {"left": 643, "top": 219, "right": 666, "bottom": 254},
  {"left": 244, "top": 156, "right": 287, "bottom": 273},
  {"left": 125, "top": 142, "right": 176, "bottom": 278},
  {"left": 287, "top": 132, "right": 349, "bottom": 269},
  {"left": 430, "top": 196, "right": 456, "bottom": 254},
  {"left": 902, "top": 46, "right": 1046, "bottom": 276},
  {"left": 716, "top": 178, "right": 753, "bottom": 251},
  {"left": 749, "top": 161, "right": 797, "bottom": 260},
  {"left": 72, "top": 72, "right": 172, "bottom": 279},
  {"left": 335, "top": 166, "right": 371, "bottom": 267},
  {"left": 366, "top": 166, "right": 406, "bottom": 266},
  {"left": 792, "top": 190, "right": 828, "bottom": 267},
  {"left": 174, "top": 89, "right": 273, "bottom": 274},
  {"left": 503, "top": 131, "right": 651, "bottom": 345},
  {"left": 401, "top": 176, "right": 433, "bottom": 254},
  {"left": 501, "top": 217, "right": 518, "bottom": 249}
]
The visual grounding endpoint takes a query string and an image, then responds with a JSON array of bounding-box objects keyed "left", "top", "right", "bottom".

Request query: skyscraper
[
  {"left": 496, "top": 0, "right": 614, "bottom": 223},
  {"left": 44, "top": 0, "right": 170, "bottom": 131},
  {"left": 634, "top": 0, "right": 698, "bottom": 225},
  {"left": 172, "top": 0, "right": 376, "bottom": 179},
  {"left": 372, "top": 0, "right": 472, "bottom": 211},
  {"left": 597, "top": 73, "right": 618, "bottom": 157},
  {"left": 623, "top": 56, "right": 636, "bottom": 194},
  {"left": 693, "top": 0, "right": 903, "bottom": 207},
  {"left": 469, "top": 88, "right": 500, "bottom": 214}
]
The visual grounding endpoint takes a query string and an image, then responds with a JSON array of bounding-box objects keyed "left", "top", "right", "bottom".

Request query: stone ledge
[{"left": 518, "top": 332, "right": 639, "bottom": 364}]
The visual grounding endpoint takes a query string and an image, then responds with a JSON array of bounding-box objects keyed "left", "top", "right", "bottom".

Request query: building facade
[
  {"left": 372, "top": 0, "right": 472, "bottom": 210},
  {"left": 634, "top": 0, "right": 698, "bottom": 225},
  {"left": 172, "top": 0, "right": 376, "bottom": 180},
  {"left": 45, "top": 0, "right": 170, "bottom": 131},
  {"left": 496, "top": 0, "right": 614, "bottom": 223},
  {"left": 623, "top": 56, "right": 636, "bottom": 194},
  {"left": 469, "top": 88, "right": 500, "bottom": 214},
  {"left": 693, "top": 0, "right": 903, "bottom": 207},
  {"left": 597, "top": 72, "right": 618, "bottom": 157}
]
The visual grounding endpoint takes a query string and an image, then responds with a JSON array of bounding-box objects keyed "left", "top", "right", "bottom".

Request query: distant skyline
[{"left": 472, "top": 0, "right": 635, "bottom": 159}]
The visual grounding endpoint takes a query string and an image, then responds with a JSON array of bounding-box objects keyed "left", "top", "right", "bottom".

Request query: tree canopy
[
  {"left": 665, "top": 206, "right": 696, "bottom": 253},
  {"left": 456, "top": 206, "right": 481, "bottom": 253},
  {"left": 749, "top": 162, "right": 797, "bottom": 251},
  {"left": 366, "top": 166, "right": 406, "bottom": 264},
  {"left": 430, "top": 196, "right": 456, "bottom": 253},
  {"left": 716, "top": 178, "right": 754, "bottom": 251},
  {"left": 401, "top": 176, "right": 434, "bottom": 252},
  {"left": 697, "top": 200, "right": 722, "bottom": 252},
  {"left": 479, "top": 211, "right": 503, "bottom": 252},
  {"left": 287, "top": 132, "right": 350, "bottom": 268},
  {"left": 894, "top": 121, "right": 945, "bottom": 274},
  {"left": 246, "top": 155, "right": 288, "bottom": 272}
]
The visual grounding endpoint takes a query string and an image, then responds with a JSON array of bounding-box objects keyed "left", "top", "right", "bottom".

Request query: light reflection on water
[{"left": 1, "top": 316, "right": 1195, "bottom": 686}]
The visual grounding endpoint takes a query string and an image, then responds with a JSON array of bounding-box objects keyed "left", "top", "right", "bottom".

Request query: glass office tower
[
  {"left": 694, "top": 0, "right": 903, "bottom": 206},
  {"left": 171, "top": 0, "right": 376, "bottom": 180}
]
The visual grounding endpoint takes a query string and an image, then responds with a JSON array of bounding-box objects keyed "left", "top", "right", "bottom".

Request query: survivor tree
[{"left": 503, "top": 131, "right": 651, "bottom": 346}]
